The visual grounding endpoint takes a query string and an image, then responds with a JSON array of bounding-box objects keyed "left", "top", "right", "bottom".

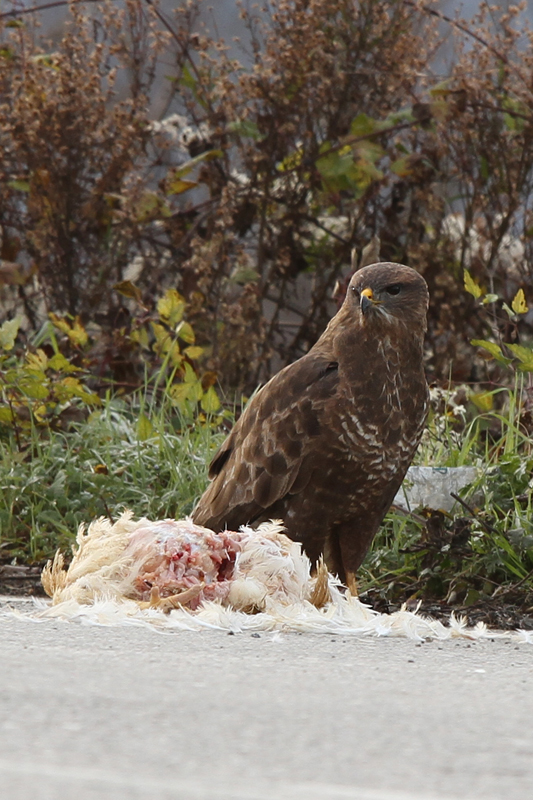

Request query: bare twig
[
  {"left": 403, "top": 1, "right": 532, "bottom": 98},
  {"left": 450, "top": 492, "right": 497, "bottom": 535},
  {"left": 0, "top": 0, "right": 98, "bottom": 20}
]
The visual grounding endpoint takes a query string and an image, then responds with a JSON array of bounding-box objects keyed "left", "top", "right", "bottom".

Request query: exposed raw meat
[{"left": 41, "top": 512, "right": 330, "bottom": 612}]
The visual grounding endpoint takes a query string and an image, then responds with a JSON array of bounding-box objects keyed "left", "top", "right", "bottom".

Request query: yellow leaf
[
  {"left": 201, "top": 385, "right": 221, "bottom": 413},
  {"left": 53, "top": 377, "right": 81, "bottom": 401},
  {"left": 69, "top": 318, "right": 89, "bottom": 348},
  {"left": 114, "top": 280, "right": 144, "bottom": 304},
  {"left": 0, "top": 407, "right": 14, "bottom": 424},
  {"left": 506, "top": 343, "right": 533, "bottom": 370},
  {"left": 470, "top": 391, "right": 493, "bottom": 412},
  {"left": 168, "top": 382, "right": 192, "bottom": 412},
  {"left": 173, "top": 149, "right": 223, "bottom": 179},
  {"left": 165, "top": 178, "right": 198, "bottom": 196},
  {"left": 183, "top": 362, "right": 197, "bottom": 383},
  {"left": 33, "top": 404, "right": 48, "bottom": 422},
  {"left": 137, "top": 413, "right": 155, "bottom": 441},
  {"left": 390, "top": 157, "right": 413, "bottom": 178},
  {"left": 49, "top": 314, "right": 88, "bottom": 347},
  {"left": 176, "top": 320, "right": 195, "bottom": 344},
  {"left": 511, "top": 288, "right": 528, "bottom": 315},
  {"left": 464, "top": 270, "right": 483, "bottom": 299},
  {"left": 168, "top": 342, "right": 183, "bottom": 367},
  {"left": 189, "top": 380, "right": 204, "bottom": 402},
  {"left": 26, "top": 349, "right": 48, "bottom": 372},
  {"left": 135, "top": 191, "right": 171, "bottom": 222},
  {"left": 151, "top": 322, "right": 172, "bottom": 350},
  {"left": 157, "top": 289, "right": 185, "bottom": 326},
  {"left": 48, "top": 353, "right": 81, "bottom": 373},
  {"left": 471, "top": 339, "right": 512, "bottom": 365},
  {"left": 278, "top": 147, "right": 304, "bottom": 172},
  {"left": 184, "top": 345, "right": 204, "bottom": 360},
  {"left": 0, "top": 316, "right": 21, "bottom": 350},
  {"left": 130, "top": 327, "right": 150, "bottom": 350},
  {"left": 49, "top": 313, "right": 72, "bottom": 336},
  {"left": 93, "top": 464, "right": 109, "bottom": 474}
]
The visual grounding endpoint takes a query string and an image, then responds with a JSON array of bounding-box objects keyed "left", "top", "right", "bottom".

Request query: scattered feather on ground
[{"left": 2, "top": 512, "right": 533, "bottom": 643}]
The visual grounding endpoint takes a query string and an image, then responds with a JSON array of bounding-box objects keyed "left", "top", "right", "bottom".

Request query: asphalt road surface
[{"left": 1, "top": 599, "right": 533, "bottom": 800}]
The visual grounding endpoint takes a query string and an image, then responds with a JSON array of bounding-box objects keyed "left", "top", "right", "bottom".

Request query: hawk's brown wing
[{"left": 193, "top": 353, "right": 339, "bottom": 530}]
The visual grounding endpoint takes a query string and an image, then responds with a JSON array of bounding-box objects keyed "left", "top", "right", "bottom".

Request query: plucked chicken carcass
[{"left": 42, "top": 512, "right": 330, "bottom": 612}]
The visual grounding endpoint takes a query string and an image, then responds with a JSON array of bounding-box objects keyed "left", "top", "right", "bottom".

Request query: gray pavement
[{"left": 1, "top": 599, "right": 533, "bottom": 800}]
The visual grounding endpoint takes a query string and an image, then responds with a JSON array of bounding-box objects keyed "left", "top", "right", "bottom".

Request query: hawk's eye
[{"left": 385, "top": 284, "right": 402, "bottom": 296}]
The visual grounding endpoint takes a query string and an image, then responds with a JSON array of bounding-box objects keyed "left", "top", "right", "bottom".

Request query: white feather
[{"left": 6, "top": 511, "right": 529, "bottom": 643}]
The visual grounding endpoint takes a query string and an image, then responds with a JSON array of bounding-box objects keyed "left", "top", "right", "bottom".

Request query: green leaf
[
  {"left": 168, "top": 382, "right": 191, "bottom": 408},
  {"left": 227, "top": 119, "right": 262, "bottom": 141},
  {"left": 471, "top": 339, "right": 512, "bottom": 366},
  {"left": 201, "top": 385, "right": 221, "bottom": 414},
  {"left": 356, "top": 140, "right": 385, "bottom": 164},
  {"left": 506, "top": 344, "right": 533, "bottom": 371},
  {"left": 180, "top": 64, "right": 197, "bottom": 91},
  {"left": 0, "top": 317, "right": 21, "bottom": 350},
  {"left": 137, "top": 413, "right": 155, "bottom": 441},
  {"left": 502, "top": 302, "right": 515, "bottom": 319},
  {"left": 174, "top": 150, "right": 223, "bottom": 179},
  {"left": 188, "top": 379, "right": 203, "bottom": 402},
  {"left": 18, "top": 378, "right": 48, "bottom": 400},
  {"left": 0, "top": 407, "right": 14, "bottom": 424},
  {"left": 182, "top": 362, "right": 197, "bottom": 383},
  {"left": 135, "top": 191, "right": 171, "bottom": 222},
  {"left": 151, "top": 322, "right": 171, "bottom": 348},
  {"left": 349, "top": 113, "right": 382, "bottom": 137},
  {"left": 317, "top": 143, "right": 382, "bottom": 195},
  {"left": 130, "top": 327, "right": 150, "bottom": 350},
  {"left": 8, "top": 180, "right": 30, "bottom": 192},
  {"left": 470, "top": 391, "right": 493, "bottom": 412},
  {"left": 229, "top": 266, "right": 260, "bottom": 285},
  {"left": 464, "top": 270, "right": 483, "bottom": 299},
  {"left": 390, "top": 157, "right": 413, "bottom": 177}
]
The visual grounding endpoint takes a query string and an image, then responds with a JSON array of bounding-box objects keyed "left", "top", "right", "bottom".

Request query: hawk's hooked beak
[{"left": 360, "top": 287, "right": 380, "bottom": 314}]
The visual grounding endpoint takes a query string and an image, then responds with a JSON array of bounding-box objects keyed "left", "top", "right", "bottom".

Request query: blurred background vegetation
[{"left": 2, "top": 0, "right": 533, "bottom": 621}]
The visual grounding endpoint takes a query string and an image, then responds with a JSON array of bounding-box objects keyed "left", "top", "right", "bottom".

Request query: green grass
[
  {"left": 2, "top": 376, "right": 533, "bottom": 614},
  {"left": 362, "top": 382, "right": 533, "bottom": 607},
  {"left": 0, "top": 396, "right": 224, "bottom": 562}
]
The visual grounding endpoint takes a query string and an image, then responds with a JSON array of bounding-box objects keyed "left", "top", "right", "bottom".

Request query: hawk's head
[{"left": 347, "top": 262, "right": 429, "bottom": 332}]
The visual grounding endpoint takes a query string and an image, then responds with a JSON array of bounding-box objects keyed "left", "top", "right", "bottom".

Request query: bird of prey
[{"left": 193, "top": 262, "right": 429, "bottom": 594}]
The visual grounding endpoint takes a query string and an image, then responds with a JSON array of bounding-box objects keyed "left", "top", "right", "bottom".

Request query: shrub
[{"left": 1, "top": 1, "right": 533, "bottom": 392}]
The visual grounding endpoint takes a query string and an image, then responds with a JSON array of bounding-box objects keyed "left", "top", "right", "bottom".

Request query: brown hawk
[{"left": 193, "top": 262, "right": 429, "bottom": 593}]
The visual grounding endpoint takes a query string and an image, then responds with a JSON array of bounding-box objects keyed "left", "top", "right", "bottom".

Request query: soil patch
[
  {"left": 364, "top": 591, "right": 533, "bottom": 631},
  {"left": 0, "top": 564, "right": 47, "bottom": 597}
]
